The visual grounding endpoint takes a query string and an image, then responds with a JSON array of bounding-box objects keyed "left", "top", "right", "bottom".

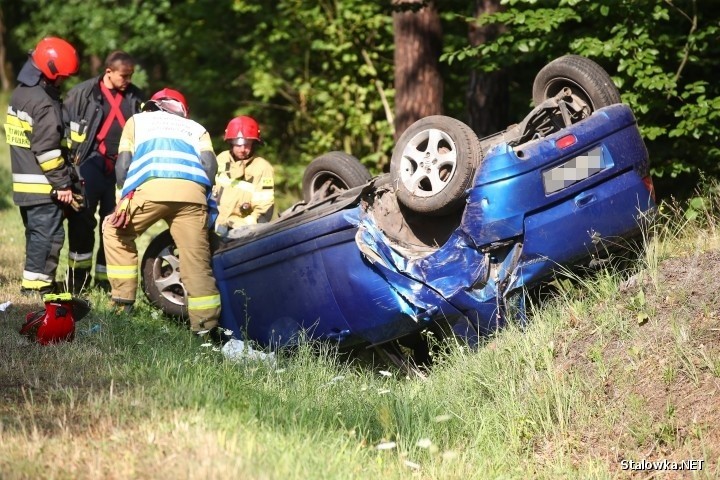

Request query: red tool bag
[{"left": 20, "top": 293, "right": 91, "bottom": 345}]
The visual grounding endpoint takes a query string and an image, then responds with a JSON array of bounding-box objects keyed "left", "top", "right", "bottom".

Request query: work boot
[
  {"left": 20, "top": 282, "right": 57, "bottom": 297},
  {"left": 111, "top": 300, "right": 134, "bottom": 315}
]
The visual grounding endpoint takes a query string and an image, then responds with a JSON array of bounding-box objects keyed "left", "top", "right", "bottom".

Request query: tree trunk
[
  {"left": 392, "top": 0, "right": 443, "bottom": 142},
  {"left": 466, "top": 0, "right": 508, "bottom": 138}
]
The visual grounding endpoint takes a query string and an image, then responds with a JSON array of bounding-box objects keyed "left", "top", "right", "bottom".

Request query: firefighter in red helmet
[
  {"left": 31, "top": 37, "right": 80, "bottom": 81},
  {"left": 5, "top": 37, "right": 80, "bottom": 296},
  {"left": 213, "top": 115, "right": 275, "bottom": 233},
  {"left": 102, "top": 87, "right": 222, "bottom": 339}
]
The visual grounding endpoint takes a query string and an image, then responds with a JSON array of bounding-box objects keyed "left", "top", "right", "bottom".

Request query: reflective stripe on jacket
[
  {"left": 118, "top": 111, "right": 216, "bottom": 198},
  {"left": 5, "top": 83, "right": 74, "bottom": 206}
]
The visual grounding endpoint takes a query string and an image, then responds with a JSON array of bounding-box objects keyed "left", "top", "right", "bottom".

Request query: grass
[
  {"left": 5, "top": 186, "right": 716, "bottom": 479},
  {"left": 3, "top": 94, "right": 720, "bottom": 477}
]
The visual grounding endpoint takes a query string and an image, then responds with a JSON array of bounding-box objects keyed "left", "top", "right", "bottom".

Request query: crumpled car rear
[{"left": 212, "top": 104, "right": 654, "bottom": 352}]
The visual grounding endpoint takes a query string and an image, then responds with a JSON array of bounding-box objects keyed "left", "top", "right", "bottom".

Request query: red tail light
[
  {"left": 642, "top": 175, "right": 656, "bottom": 202},
  {"left": 556, "top": 134, "right": 577, "bottom": 149}
]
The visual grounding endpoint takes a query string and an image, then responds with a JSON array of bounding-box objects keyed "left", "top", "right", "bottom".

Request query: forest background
[{"left": 1, "top": 0, "right": 718, "bottom": 208}]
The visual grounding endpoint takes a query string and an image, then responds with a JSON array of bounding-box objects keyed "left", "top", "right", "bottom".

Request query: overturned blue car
[{"left": 141, "top": 55, "right": 656, "bottom": 369}]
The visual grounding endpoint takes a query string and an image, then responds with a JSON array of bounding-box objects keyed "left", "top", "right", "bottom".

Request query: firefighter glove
[
  {"left": 107, "top": 191, "right": 134, "bottom": 229},
  {"left": 69, "top": 193, "right": 85, "bottom": 212}
]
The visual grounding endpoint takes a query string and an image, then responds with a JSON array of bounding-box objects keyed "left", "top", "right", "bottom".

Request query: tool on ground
[{"left": 20, "top": 293, "right": 91, "bottom": 345}]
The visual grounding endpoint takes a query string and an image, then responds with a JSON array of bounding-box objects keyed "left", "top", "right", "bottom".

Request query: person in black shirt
[{"left": 64, "top": 51, "right": 144, "bottom": 293}]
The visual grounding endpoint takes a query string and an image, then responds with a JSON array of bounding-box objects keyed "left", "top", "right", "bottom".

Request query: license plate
[{"left": 543, "top": 146, "right": 604, "bottom": 194}]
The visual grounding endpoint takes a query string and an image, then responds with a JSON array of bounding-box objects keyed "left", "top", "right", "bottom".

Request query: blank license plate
[{"left": 543, "top": 146, "right": 604, "bottom": 194}]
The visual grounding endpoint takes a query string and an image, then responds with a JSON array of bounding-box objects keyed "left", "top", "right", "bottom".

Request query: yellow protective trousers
[{"left": 103, "top": 189, "right": 221, "bottom": 331}]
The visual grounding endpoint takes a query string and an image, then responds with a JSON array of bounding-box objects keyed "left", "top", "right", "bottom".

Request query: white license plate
[{"left": 543, "top": 146, "right": 605, "bottom": 194}]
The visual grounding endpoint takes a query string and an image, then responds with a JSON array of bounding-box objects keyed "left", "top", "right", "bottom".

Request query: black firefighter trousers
[
  {"left": 19, "top": 202, "right": 64, "bottom": 292},
  {"left": 66, "top": 153, "right": 116, "bottom": 292}
]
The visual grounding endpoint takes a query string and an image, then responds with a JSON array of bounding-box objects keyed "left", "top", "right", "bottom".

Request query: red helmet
[
  {"left": 149, "top": 88, "right": 189, "bottom": 117},
  {"left": 224, "top": 116, "right": 262, "bottom": 145},
  {"left": 31, "top": 37, "right": 79, "bottom": 80},
  {"left": 20, "top": 294, "right": 91, "bottom": 345}
]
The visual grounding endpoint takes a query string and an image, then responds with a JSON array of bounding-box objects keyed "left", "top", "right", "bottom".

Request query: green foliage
[
  {"left": 5, "top": 0, "right": 720, "bottom": 194},
  {"left": 444, "top": 0, "right": 720, "bottom": 179},
  {"left": 144, "top": 0, "right": 396, "bottom": 180},
  {"left": 236, "top": 0, "right": 396, "bottom": 177},
  {"left": 10, "top": 0, "right": 175, "bottom": 92},
  {"left": 0, "top": 92, "right": 13, "bottom": 210},
  {"left": 0, "top": 162, "right": 11, "bottom": 210},
  {"left": 5, "top": 0, "right": 394, "bottom": 193}
]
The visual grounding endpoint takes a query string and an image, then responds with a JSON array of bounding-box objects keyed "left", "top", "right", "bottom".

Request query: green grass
[
  {"left": 4, "top": 186, "right": 719, "bottom": 478},
  {"left": 3, "top": 93, "right": 720, "bottom": 477}
]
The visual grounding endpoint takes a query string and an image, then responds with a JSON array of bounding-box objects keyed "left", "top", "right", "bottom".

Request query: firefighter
[
  {"left": 213, "top": 115, "right": 275, "bottom": 234},
  {"left": 5, "top": 37, "right": 80, "bottom": 295},
  {"left": 64, "top": 50, "right": 144, "bottom": 293},
  {"left": 102, "top": 88, "right": 222, "bottom": 336}
]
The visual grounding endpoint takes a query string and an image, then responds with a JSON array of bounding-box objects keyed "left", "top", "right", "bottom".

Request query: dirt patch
[{"left": 552, "top": 250, "right": 720, "bottom": 476}]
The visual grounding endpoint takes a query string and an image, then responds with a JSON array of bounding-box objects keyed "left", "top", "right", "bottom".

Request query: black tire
[
  {"left": 390, "top": 115, "right": 483, "bottom": 216},
  {"left": 302, "top": 151, "right": 372, "bottom": 203},
  {"left": 532, "top": 55, "right": 621, "bottom": 110},
  {"left": 141, "top": 230, "right": 188, "bottom": 319}
]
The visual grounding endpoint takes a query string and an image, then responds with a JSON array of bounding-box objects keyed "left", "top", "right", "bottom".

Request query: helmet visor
[
  {"left": 228, "top": 137, "right": 255, "bottom": 147},
  {"left": 155, "top": 99, "right": 187, "bottom": 117}
]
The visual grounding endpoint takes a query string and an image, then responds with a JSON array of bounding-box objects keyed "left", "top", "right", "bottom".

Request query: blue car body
[{"left": 212, "top": 104, "right": 655, "bottom": 350}]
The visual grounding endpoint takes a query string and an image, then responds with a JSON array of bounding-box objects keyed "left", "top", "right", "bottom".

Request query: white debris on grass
[
  {"left": 416, "top": 438, "right": 432, "bottom": 449},
  {"left": 375, "top": 441, "right": 396, "bottom": 450},
  {"left": 441, "top": 450, "right": 458, "bottom": 460},
  {"left": 403, "top": 460, "right": 421, "bottom": 470},
  {"left": 0, "top": 301, "right": 11, "bottom": 312},
  {"left": 222, "top": 338, "right": 276, "bottom": 366}
]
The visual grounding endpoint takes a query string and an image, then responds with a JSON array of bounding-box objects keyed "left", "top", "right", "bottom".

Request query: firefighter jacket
[
  {"left": 5, "top": 77, "right": 75, "bottom": 207},
  {"left": 65, "top": 75, "right": 143, "bottom": 165},
  {"left": 115, "top": 110, "right": 217, "bottom": 202},
  {"left": 213, "top": 150, "right": 274, "bottom": 228}
]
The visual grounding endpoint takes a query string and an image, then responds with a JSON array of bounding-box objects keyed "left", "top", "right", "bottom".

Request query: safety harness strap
[{"left": 96, "top": 80, "right": 126, "bottom": 158}]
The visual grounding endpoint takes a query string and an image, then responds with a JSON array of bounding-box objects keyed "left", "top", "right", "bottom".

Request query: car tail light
[
  {"left": 642, "top": 175, "right": 656, "bottom": 202},
  {"left": 556, "top": 134, "right": 577, "bottom": 149}
]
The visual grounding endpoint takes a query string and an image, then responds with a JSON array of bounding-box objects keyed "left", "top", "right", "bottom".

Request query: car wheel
[
  {"left": 141, "top": 229, "right": 188, "bottom": 319},
  {"left": 390, "top": 115, "right": 483, "bottom": 216},
  {"left": 302, "top": 151, "right": 372, "bottom": 203},
  {"left": 532, "top": 55, "right": 621, "bottom": 111}
]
